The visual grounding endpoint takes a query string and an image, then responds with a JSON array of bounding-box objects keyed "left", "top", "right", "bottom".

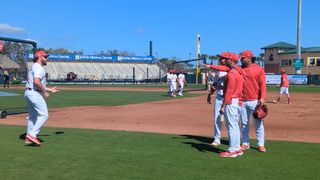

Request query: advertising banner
[
  {"left": 28, "top": 54, "right": 155, "bottom": 63},
  {"left": 266, "top": 74, "right": 308, "bottom": 85}
]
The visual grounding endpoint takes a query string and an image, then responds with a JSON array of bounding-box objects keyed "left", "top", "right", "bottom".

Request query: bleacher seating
[{"left": 27, "top": 61, "right": 166, "bottom": 81}]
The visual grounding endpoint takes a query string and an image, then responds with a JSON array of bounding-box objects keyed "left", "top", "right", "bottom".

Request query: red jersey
[
  {"left": 241, "top": 64, "right": 266, "bottom": 101},
  {"left": 210, "top": 64, "right": 266, "bottom": 101},
  {"left": 223, "top": 67, "right": 243, "bottom": 106},
  {"left": 281, "top": 73, "right": 289, "bottom": 87}
]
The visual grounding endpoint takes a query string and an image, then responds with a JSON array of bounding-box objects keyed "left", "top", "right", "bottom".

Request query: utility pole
[
  {"left": 195, "top": 33, "right": 200, "bottom": 84},
  {"left": 295, "top": 0, "right": 302, "bottom": 74}
]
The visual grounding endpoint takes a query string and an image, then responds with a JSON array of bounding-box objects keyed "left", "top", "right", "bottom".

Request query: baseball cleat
[
  {"left": 258, "top": 146, "right": 266, "bottom": 152},
  {"left": 272, "top": 100, "right": 279, "bottom": 104},
  {"left": 210, "top": 141, "right": 221, "bottom": 146},
  {"left": 236, "top": 150, "right": 244, "bottom": 156},
  {"left": 26, "top": 133, "right": 41, "bottom": 145},
  {"left": 240, "top": 144, "right": 250, "bottom": 151},
  {"left": 25, "top": 137, "right": 32, "bottom": 145},
  {"left": 219, "top": 151, "right": 238, "bottom": 158}
]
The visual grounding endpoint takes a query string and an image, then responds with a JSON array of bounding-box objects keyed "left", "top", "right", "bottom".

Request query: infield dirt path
[{"left": 1, "top": 87, "right": 320, "bottom": 143}]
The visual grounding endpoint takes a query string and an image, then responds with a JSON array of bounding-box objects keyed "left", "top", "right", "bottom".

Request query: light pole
[
  {"left": 296, "top": 0, "right": 302, "bottom": 74},
  {"left": 196, "top": 33, "right": 200, "bottom": 84}
]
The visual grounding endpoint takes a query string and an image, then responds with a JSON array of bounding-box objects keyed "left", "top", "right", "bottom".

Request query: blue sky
[{"left": 1, "top": 0, "right": 319, "bottom": 60}]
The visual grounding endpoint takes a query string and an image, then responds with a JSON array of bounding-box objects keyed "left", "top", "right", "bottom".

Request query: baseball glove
[
  {"left": 66, "top": 72, "right": 77, "bottom": 81},
  {"left": 253, "top": 104, "right": 268, "bottom": 119},
  {"left": 207, "top": 94, "right": 212, "bottom": 104}
]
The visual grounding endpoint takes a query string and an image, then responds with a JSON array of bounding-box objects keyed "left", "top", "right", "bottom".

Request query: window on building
[
  {"left": 281, "top": 59, "right": 292, "bottom": 66},
  {"left": 317, "top": 58, "right": 320, "bottom": 66},
  {"left": 308, "top": 57, "right": 317, "bottom": 66},
  {"left": 269, "top": 54, "right": 274, "bottom": 61}
]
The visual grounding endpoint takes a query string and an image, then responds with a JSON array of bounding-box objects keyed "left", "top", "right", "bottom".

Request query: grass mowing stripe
[
  {"left": 0, "top": 125, "right": 319, "bottom": 180},
  {"left": 0, "top": 89, "right": 199, "bottom": 109},
  {"left": 267, "top": 85, "right": 320, "bottom": 93}
]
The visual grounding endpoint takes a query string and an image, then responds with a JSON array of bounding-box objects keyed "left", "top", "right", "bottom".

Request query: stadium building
[
  {"left": 262, "top": 42, "right": 320, "bottom": 74},
  {"left": 27, "top": 54, "right": 166, "bottom": 83}
]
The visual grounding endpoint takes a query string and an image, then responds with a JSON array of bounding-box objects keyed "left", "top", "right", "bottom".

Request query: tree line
[{"left": 2, "top": 41, "right": 265, "bottom": 72}]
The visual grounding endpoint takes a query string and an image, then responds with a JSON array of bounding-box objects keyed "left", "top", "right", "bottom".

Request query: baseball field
[{"left": 0, "top": 84, "right": 319, "bottom": 179}]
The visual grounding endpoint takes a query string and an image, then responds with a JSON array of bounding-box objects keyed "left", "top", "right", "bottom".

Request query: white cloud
[{"left": 0, "top": 23, "right": 26, "bottom": 33}]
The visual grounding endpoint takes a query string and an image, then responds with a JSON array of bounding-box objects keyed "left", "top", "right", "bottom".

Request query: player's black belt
[{"left": 26, "top": 88, "right": 41, "bottom": 92}]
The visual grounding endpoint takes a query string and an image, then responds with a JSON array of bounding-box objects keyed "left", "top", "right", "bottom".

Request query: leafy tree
[
  {"left": 95, "top": 49, "right": 135, "bottom": 56},
  {"left": 1, "top": 41, "right": 34, "bottom": 78},
  {"left": 159, "top": 57, "right": 189, "bottom": 72},
  {"left": 45, "top": 48, "right": 83, "bottom": 55},
  {"left": 200, "top": 54, "right": 209, "bottom": 64},
  {"left": 208, "top": 55, "right": 218, "bottom": 64}
]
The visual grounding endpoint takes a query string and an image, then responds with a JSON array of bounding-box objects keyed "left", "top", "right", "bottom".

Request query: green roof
[
  {"left": 279, "top": 47, "right": 320, "bottom": 54},
  {"left": 261, "top": 42, "right": 296, "bottom": 49}
]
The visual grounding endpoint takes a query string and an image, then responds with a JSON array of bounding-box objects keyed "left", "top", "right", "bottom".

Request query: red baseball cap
[
  {"left": 280, "top": 68, "right": 286, "bottom": 73},
  {"left": 239, "top": 50, "right": 254, "bottom": 58},
  {"left": 217, "top": 52, "right": 230, "bottom": 59},
  {"left": 34, "top": 50, "right": 49, "bottom": 58},
  {"left": 229, "top": 52, "right": 239, "bottom": 62}
]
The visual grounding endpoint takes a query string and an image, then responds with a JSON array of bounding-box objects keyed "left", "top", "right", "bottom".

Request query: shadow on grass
[
  {"left": 19, "top": 131, "right": 65, "bottom": 143},
  {"left": 19, "top": 133, "right": 46, "bottom": 142},
  {"left": 55, "top": 131, "right": 65, "bottom": 135},
  {"left": 177, "top": 135, "right": 229, "bottom": 154},
  {"left": 183, "top": 142, "right": 224, "bottom": 154}
]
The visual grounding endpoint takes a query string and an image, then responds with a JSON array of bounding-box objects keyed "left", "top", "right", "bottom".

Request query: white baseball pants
[
  {"left": 241, "top": 100, "right": 265, "bottom": 147},
  {"left": 225, "top": 98, "right": 241, "bottom": 152},
  {"left": 24, "top": 90, "right": 49, "bottom": 137}
]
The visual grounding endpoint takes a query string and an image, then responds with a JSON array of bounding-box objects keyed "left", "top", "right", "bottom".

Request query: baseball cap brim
[{"left": 217, "top": 54, "right": 228, "bottom": 59}]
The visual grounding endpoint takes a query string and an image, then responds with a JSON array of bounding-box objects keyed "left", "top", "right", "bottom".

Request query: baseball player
[
  {"left": 205, "top": 52, "right": 228, "bottom": 146},
  {"left": 166, "top": 70, "right": 171, "bottom": 96},
  {"left": 177, "top": 70, "right": 187, "bottom": 96},
  {"left": 206, "top": 50, "right": 267, "bottom": 153},
  {"left": 219, "top": 52, "right": 244, "bottom": 157},
  {"left": 238, "top": 50, "right": 267, "bottom": 152},
  {"left": 273, "top": 68, "right": 291, "bottom": 104},
  {"left": 3, "top": 72, "right": 10, "bottom": 88},
  {"left": 168, "top": 69, "right": 177, "bottom": 97},
  {"left": 0, "top": 40, "right": 3, "bottom": 53},
  {"left": 24, "top": 50, "right": 60, "bottom": 146}
]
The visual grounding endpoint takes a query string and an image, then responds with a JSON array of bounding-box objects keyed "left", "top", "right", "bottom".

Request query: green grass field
[
  {"left": 1, "top": 85, "right": 319, "bottom": 179},
  {"left": 0, "top": 125, "right": 319, "bottom": 180},
  {"left": 6, "top": 83, "right": 207, "bottom": 90},
  {"left": 1, "top": 84, "right": 319, "bottom": 110},
  {"left": 0, "top": 89, "right": 199, "bottom": 110}
]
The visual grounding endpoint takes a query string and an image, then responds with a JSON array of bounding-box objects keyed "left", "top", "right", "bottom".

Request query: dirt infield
[{"left": 1, "top": 87, "right": 319, "bottom": 143}]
